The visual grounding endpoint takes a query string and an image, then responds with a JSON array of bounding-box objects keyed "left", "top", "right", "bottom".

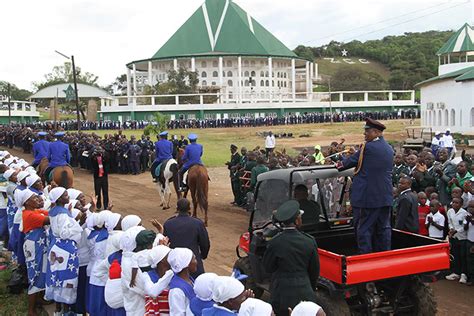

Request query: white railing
[
  {"left": 0, "top": 100, "right": 39, "bottom": 117},
  {"left": 100, "top": 90, "right": 416, "bottom": 111}
]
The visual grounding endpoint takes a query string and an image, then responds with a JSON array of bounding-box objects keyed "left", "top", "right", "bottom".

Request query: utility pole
[
  {"left": 7, "top": 83, "right": 11, "bottom": 124},
  {"left": 71, "top": 55, "right": 81, "bottom": 131},
  {"left": 328, "top": 77, "right": 333, "bottom": 124}
]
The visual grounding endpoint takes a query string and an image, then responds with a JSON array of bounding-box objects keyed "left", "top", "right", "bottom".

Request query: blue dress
[
  {"left": 24, "top": 226, "right": 48, "bottom": 294},
  {"left": 190, "top": 297, "right": 215, "bottom": 316},
  {"left": 202, "top": 306, "right": 237, "bottom": 316}
]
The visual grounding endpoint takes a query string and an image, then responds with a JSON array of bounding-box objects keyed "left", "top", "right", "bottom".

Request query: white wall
[{"left": 420, "top": 79, "right": 474, "bottom": 133}]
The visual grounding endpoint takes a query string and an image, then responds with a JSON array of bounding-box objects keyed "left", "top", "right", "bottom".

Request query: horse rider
[
  {"left": 32, "top": 132, "right": 49, "bottom": 168},
  {"left": 150, "top": 131, "right": 173, "bottom": 182},
  {"left": 44, "top": 132, "right": 71, "bottom": 182},
  {"left": 179, "top": 133, "right": 203, "bottom": 191}
]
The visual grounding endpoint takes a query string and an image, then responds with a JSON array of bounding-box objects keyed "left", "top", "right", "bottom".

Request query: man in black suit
[
  {"left": 90, "top": 146, "right": 110, "bottom": 210},
  {"left": 395, "top": 177, "right": 419, "bottom": 233},
  {"left": 163, "top": 198, "right": 210, "bottom": 278}
]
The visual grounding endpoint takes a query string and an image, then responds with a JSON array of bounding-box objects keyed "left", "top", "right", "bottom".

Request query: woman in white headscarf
[
  {"left": 121, "top": 214, "right": 142, "bottom": 231},
  {"left": 45, "top": 187, "right": 84, "bottom": 315},
  {"left": 190, "top": 272, "right": 218, "bottom": 316},
  {"left": 26, "top": 173, "right": 51, "bottom": 210},
  {"left": 202, "top": 276, "right": 251, "bottom": 315},
  {"left": 238, "top": 298, "right": 274, "bottom": 316},
  {"left": 167, "top": 247, "right": 198, "bottom": 316},
  {"left": 290, "top": 301, "right": 325, "bottom": 316}
]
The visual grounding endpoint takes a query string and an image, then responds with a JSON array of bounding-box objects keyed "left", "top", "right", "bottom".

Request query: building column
[
  {"left": 219, "top": 57, "right": 223, "bottom": 87},
  {"left": 132, "top": 64, "right": 137, "bottom": 96},
  {"left": 126, "top": 68, "right": 131, "bottom": 97},
  {"left": 305, "top": 61, "right": 310, "bottom": 97},
  {"left": 291, "top": 59, "right": 296, "bottom": 102},
  {"left": 148, "top": 61, "right": 153, "bottom": 86},
  {"left": 309, "top": 62, "right": 314, "bottom": 101},
  {"left": 238, "top": 56, "right": 242, "bottom": 103},
  {"left": 364, "top": 92, "right": 369, "bottom": 102},
  {"left": 191, "top": 57, "right": 196, "bottom": 72},
  {"left": 173, "top": 58, "right": 178, "bottom": 71},
  {"left": 268, "top": 57, "right": 273, "bottom": 102}
]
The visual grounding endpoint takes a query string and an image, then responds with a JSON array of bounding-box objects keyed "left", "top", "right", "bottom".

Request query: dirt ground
[{"left": 4, "top": 146, "right": 474, "bottom": 315}]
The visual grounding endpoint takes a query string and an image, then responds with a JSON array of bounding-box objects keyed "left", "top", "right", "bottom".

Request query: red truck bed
[{"left": 317, "top": 229, "right": 450, "bottom": 285}]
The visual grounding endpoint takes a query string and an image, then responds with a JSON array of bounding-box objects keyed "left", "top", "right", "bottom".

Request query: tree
[
  {"left": 107, "top": 74, "right": 127, "bottom": 96},
  {"left": 144, "top": 112, "right": 170, "bottom": 135},
  {"left": 331, "top": 68, "right": 388, "bottom": 91},
  {"left": 0, "top": 81, "right": 32, "bottom": 101},
  {"left": 33, "top": 62, "right": 99, "bottom": 91}
]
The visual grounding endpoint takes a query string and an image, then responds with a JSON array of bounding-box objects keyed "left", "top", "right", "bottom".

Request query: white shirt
[
  {"left": 169, "top": 287, "right": 193, "bottom": 316},
  {"left": 461, "top": 192, "right": 473, "bottom": 208},
  {"left": 441, "top": 134, "right": 454, "bottom": 148},
  {"left": 50, "top": 212, "right": 83, "bottom": 243},
  {"left": 463, "top": 218, "right": 474, "bottom": 242},
  {"left": 87, "top": 235, "right": 108, "bottom": 284},
  {"left": 447, "top": 208, "right": 468, "bottom": 240},
  {"left": 265, "top": 135, "right": 276, "bottom": 149},
  {"left": 425, "top": 211, "right": 445, "bottom": 238},
  {"left": 431, "top": 137, "right": 440, "bottom": 146}
]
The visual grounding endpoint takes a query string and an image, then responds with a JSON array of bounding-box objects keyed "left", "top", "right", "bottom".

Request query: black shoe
[{"left": 152, "top": 178, "right": 158, "bottom": 183}]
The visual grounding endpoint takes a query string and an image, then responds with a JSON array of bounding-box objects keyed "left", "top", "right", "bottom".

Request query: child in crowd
[
  {"left": 445, "top": 197, "right": 469, "bottom": 284},
  {"left": 425, "top": 199, "right": 445, "bottom": 239},
  {"left": 464, "top": 200, "right": 474, "bottom": 285},
  {"left": 417, "top": 192, "right": 430, "bottom": 236}
]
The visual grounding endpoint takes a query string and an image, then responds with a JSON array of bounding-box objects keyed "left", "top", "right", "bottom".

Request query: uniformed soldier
[
  {"left": 44, "top": 132, "right": 71, "bottom": 181},
  {"left": 226, "top": 144, "right": 241, "bottom": 205},
  {"left": 150, "top": 131, "right": 173, "bottom": 182},
  {"left": 31, "top": 132, "right": 49, "bottom": 168},
  {"left": 179, "top": 133, "right": 203, "bottom": 190},
  {"left": 337, "top": 118, "right": 394, "bottom": 254},
  {"left": 262, "top": 200, "right": 320, "bottom": 316},
  {"left": 250, "top": 155, "right": 269, "bottom": 191}
]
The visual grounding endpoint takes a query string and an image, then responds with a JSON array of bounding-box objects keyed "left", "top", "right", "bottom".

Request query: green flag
[{"left": 64, "top": 85, "right": 76, "bottom": 102}]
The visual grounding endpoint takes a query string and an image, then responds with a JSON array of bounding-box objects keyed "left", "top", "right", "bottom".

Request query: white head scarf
[
  {"left": 121, "top": 215, "right": 142, "bottom": 231},
  {"left": 16, "top": 171, "right": 30, "bottom": 183},
  {"left": 3, "top": 169, "right": 15, "bottom": 181},
  {"left": 26, "top": 174, "right": 41, "bottom": 188},
  {"left": 105, "top": 212, "right": 121, "bottom": 232},
  {"left": 193, "top": 272, "right": 218, "bottom": 301},
  {"left": 49, "top": 187, "right": 66, "bottom": 203},
  {"left": 86, "top": 211, "right": 107, "bottom": 229},
  {"left": 107, "top": 231, "right": 124, "bottom": 255},
  {"left": 16, "top": 189, "right": 36, "bottom": 208},
  {"left": 211, "top": 276, "right": 245, "bottom": 303},
  {"left": 66, "top": 199, "right": 79, "bottom": 210},
  {"left": 120, "top": 226, "right": 145, "bottom": 252},
  {"left": 25, "top": 166, "right": 36, "bottom": 175},
  {"left": 67, "top": 188, "right": 82, "bottom": 201},
  {"left": 167, "top": 248, "right": 194, "bottom": 273},
  {"left": 134, "top": 249, "right": 152, "bottom": 268},
  {"left": 238, "top": 298, "right": 273, "bottom": 316},
  {"left": 291, "top": 302, "right": 323, "bottom": 316},
  {"left": 149, "top": 245, "right": 171, "bottom": 269},
  {"left": 4, "top": 158, "right": 14, "bottom": 166}
]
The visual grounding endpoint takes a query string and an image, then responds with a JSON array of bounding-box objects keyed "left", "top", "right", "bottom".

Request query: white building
[{"left": 418, "top": 23, "right": 474, "bottom": 133}]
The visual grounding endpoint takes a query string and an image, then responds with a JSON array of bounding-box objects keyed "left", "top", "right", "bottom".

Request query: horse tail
[
  {"left": 196, "top": 169, "right": 208, "bottom": 212},
  {"left": 60, "top": 170, "right": 68, "bottom": 188}
]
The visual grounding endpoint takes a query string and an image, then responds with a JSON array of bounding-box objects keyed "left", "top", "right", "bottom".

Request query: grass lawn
[
  {"left": 88, "top": 119, "right": 416, "bottom": 167},
  {"left": 0, "top": 269, "right": 30, "bottom": 315},
  {"left": 315, "top": 57, "right": 391, "bottom": 81}
]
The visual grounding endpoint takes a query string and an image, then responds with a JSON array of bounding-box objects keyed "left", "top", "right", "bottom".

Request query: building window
[
  {"left": 260, "top": 80, "right": 264, "bottom": 87},
  {"left": 244, "top": 80, "right": 249, "bottom": 87},
  {"left": 227, "top": 80, "right": 233, "bottom": 87},
  {"left": 223, "top": 71, "right": 226, "bottom": 77},
  {"left": 227, "top": 71, "right": 233, "bottom": 77},
  {"left": 450, "top": 109, "right": 455, "bottom": 126},
  {"left": 244, "top": 71, "right": 249, "bottom": 77},
  {"left": 437, "top": 110, "right": 442, "bottom": 126},
  {"left": 250, "top": 71, "right": 256, "bottom": 77},
  {"left": 444, "top": 109, "right": 448, "bottom": 126},
  {"left": 213, "top": 60, "right": 218, "bottom": 67},
  {"left": 213, "top": 71, "right": 218, "bottom": 77},
  {"left": 260, "top": 71, "right": 265, "bottom": 77},
  {"left": 251, "top": 60, "right": 255, "bottom": 66},
  {"left": 265, "top": 71, "right": 269, "bottom": 77},
  {"left": 201, "top": 61, "right": 207, "bottom": 68},
  {"left": 265, "top": 80, "right": 270, "bottom": 87},
  {"left": 201, "top": 71, "right": 207, "bottom": 78},
  {"left": 202, "top": 80, "right": 207, "bottom": 86},
  {"left": 244, "top": 60, "right": 249, "bottom": 67},
  {"left": 227, "top": 60, "right": 232, "bottom": 67},
  {"left": 471, "top": 108, "right": 474, "bottom": 127}
]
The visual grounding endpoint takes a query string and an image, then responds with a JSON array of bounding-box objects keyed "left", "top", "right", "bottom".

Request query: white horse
[{"left": 156, "top": 159, "right": 181, "bottom": 209}]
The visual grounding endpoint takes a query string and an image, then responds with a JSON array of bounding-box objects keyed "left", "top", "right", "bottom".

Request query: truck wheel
[
  {"left": 314, "top": 289, "right": 350, "bottom": 316},
  {"left": 233, "top": 257, "right": 264, "bottom": 298},
  {"left": 407, "top": 278, "right": 437, "bottom": 316}
]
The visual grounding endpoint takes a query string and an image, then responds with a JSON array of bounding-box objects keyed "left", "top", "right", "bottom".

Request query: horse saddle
[
  {"left": 183, "top": 170, "right": 189, "bottom": 185},
  {"left": 154, "top": 162, "right": 164, "bottom": 177}
]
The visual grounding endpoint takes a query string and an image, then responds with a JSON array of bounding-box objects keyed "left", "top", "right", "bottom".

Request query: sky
[{"left": 1, "top": 0, "right": 472, "bottom": 91}]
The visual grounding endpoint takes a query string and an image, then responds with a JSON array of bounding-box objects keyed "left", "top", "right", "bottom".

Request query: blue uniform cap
[
  {"left": 55, "top": 132, "right": 65, "bottom": 137},
  {"left": 159, "top": 131, "right": 168, "bottom": 136},
  {"left": 38, "top": 132, "right": 47, "bottom": 136},
  {"left": 188, "top": 133, "right": 198, "bottom": 141}
]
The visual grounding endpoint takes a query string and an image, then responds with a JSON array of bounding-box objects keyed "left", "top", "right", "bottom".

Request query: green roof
[
  {"left": 141, "top": 0, "right": 298, "bottom": 62},
  {"left": 416, "top": 66, "right": 474, "bottom": 87},
  {"left": 437, "top": 23, "right": 474, "bottom": 55}
]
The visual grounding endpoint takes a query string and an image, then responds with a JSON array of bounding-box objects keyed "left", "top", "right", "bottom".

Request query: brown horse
[
  {"left": 185, "top": 165, "right": 209, "bottom": 226},
  {"left": 37, "top": 158, "right": 74, "bottom": 188}
]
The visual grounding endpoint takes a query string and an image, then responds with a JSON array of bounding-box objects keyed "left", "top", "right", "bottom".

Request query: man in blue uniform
[
  {"left": 44, "top": 132, "right": 71, "bottom": 182},
  {"left": 32, "top": 132, "right": 49, "bottom": 168},
  {"left": 150, "top": 131, "right": 173, "bottom": 182},
  {"left": 337, "top": 118, "right": 394, "bottom": 254},
  {"left": 179, "top": 133, "right": 203, "bottom": 190}
]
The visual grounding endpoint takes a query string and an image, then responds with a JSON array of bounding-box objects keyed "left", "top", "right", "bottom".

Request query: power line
[{"left": 340, "top": 0, "right": 469, "bottom": 43}]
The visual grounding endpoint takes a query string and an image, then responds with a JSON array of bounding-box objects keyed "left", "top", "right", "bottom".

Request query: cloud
[{"left": 0, "top": 0, "right": 470, "bottom": 91}]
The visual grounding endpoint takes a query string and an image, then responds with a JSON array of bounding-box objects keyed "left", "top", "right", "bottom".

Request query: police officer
[
  {"left": 45, "top": 132, "right": 71, "bottom": 181},
  {"left": 150, "top": 131, "right": 173, "bottom": 182},
  {"left": 179, "top": 133, "right": 203, "bottom": 190},
  {"left": 225, "top": 144, "right": 241, "bottom": 205},
  {"left": 32, "top": 132, "right": 49, "bottom": 168},
  {"left": 337, "top": 118, "right": 394, "bottom": 254},
  {"left": 263, "top": 200, "right": 319, "bottom": 316}
]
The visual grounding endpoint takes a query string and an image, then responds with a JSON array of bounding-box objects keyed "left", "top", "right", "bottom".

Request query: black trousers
[
  {"left": 94, "top": 176, "right": 109, "bottom": 210},
  {"left": 140, "top": 154, "right": 149, "bottom": 172}
]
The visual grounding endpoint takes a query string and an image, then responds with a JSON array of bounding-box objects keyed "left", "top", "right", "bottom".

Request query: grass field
[
  {"left": 89, "top": 119, "right": 416, "bottom": 167},
  {"left": 315, "top": 57, "right": 391, "bottom": 81},
  {"left": 0, "top": 269, "right": 30, "bottom": 315}
]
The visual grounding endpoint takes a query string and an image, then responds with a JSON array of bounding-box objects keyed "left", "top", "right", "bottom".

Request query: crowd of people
[{"left": 0, "top": 149, "right": 326, "bottom": 316}]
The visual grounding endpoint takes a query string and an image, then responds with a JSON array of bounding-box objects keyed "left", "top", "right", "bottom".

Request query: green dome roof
[
  {"left": 437, "top": 23, "right": 474, "bottom": 55},
  {"left": 131, "top": 0, "right": 298, "bottom": 65}
]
